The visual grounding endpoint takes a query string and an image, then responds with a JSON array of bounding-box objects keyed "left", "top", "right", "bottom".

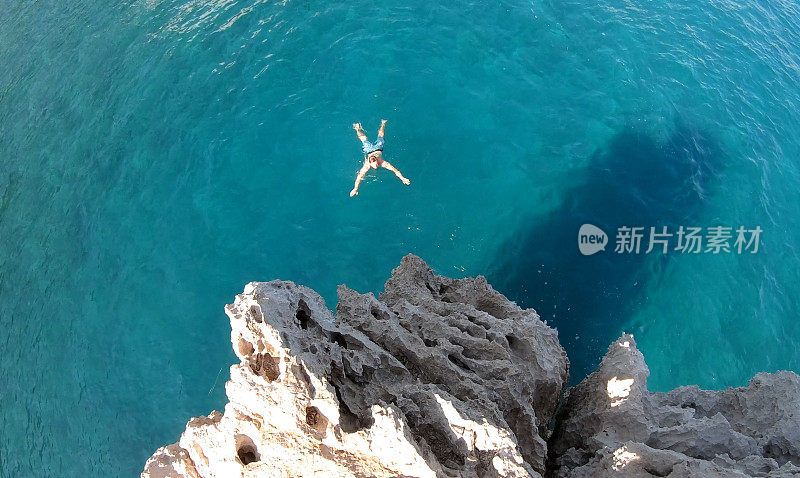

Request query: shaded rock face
[
  {"left": 142, "top": 254, "right": 569, "bottom": 478},
  {"left": 142, "top": 254, "right": 800, "bottom": 478},
  {"left": 548, "top": 334, "right": 800, "bottom": 478}
]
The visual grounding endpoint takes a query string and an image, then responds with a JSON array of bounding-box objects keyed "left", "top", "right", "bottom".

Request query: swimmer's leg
[
  {"left": 352, "top": 122, "right": 368, "bottom": 142},
  {"left": 377, "top": 119, "right": 387, "bottom": 138}
]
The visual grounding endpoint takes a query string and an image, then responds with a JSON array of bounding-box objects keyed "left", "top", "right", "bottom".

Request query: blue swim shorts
[{"left": 362, "top": 136, "right": 385, "bottom": 154}]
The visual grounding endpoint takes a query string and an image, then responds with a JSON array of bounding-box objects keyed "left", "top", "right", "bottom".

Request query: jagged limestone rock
[
  {"left": 143, "top": 254, "right": 569, "bottom": 478},
  {"left": 548, "top": 334, "right": 800, "bottom": 477},
  {"left": 143, "top": 254, "right": 800, "bottom": 478}
]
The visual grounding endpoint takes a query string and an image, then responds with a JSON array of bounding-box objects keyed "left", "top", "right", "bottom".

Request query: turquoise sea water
[{"left": 2, "top": 0, "right": 800, "bottom": 475}]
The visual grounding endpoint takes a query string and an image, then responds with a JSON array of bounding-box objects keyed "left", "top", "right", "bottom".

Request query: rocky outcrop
[
  {"left": 142, "top": 254, "right": 569, "bottom": 478},
  {"left": 142, "top": 255, "right": 800, "bottom": 478},
  {"left": 548, "top": 334, "right": 800, "bottom": 477}
]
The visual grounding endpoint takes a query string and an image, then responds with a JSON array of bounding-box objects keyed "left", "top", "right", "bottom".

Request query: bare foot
[
  {"left": 402, "top": 177, "right": 410, "bottom": 185},
  {"left": 381, "top": 119, "right": 388, "bottom": 125},
  {"left": 352, "top": 123, "right": 362, "bottom": 130},
  {"left": 350, "top": 188, "right": 359, "bottom": 197}
]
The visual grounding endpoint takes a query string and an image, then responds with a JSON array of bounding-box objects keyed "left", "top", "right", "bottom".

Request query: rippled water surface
[{"left": 2, "top": 0, "right": 800, "bottom": 474}]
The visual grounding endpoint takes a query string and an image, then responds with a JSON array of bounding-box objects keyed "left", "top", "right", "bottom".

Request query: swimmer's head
[{"left": 368, "top": 152, "right": 381, "bottom": 168}]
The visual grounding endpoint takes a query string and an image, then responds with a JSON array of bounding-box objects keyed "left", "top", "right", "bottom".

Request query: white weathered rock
[{"left": 143, "top": 254, "right": 569, "bottom": 478}]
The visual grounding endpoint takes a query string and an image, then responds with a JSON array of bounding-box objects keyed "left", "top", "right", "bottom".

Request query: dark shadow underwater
[{"left": 488, "top": 121, "right": 723, "bottom": 384}]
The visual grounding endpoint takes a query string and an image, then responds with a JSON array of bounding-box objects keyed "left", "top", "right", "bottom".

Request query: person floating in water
[{"left": 350, "top": 120, "right": 410, "bottom": 197}]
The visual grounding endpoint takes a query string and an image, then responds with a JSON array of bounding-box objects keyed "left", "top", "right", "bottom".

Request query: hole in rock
[
  {"left": 506, "top": 334, "right": 517, "bottom": 349},
  {"left": 247, "top": 305, "right": 263, "bottom": 323},
  {"left": 425, "top": 281, "right": 438, "bottom": 296},
  {"left": 763, "top": 444, "right": 790, "bottom": 466},
  {"left": 370, "top": 307, "right": 384, "bottom": 321},
  {"left": 643, "top": 465, "right": 671, "bottom": 477},
  {"left": 305, "top": 406, "right": 329, "bottom": 435},
  {"left": 235, "top": 434, "right": 260, "bottom": 465},
  {"left": 249, "top": 353, "right": 280, "bottom": 381},
  {"left": 296, "top": 300, "right": 311, "bottom": 329},
  {"left": 466, "top": 313, "right": 491, "bottom": 330},
  {"left": 506, "top": 334, "right": 527, "bottom": 354},
  {"left": 331, "top": 332, "right": 348, "bottom": 349},
  {"left": 331, "top": 378, "right": 368, "bottom": 433},
  {"left": 447, "top": 354, "right": 473, "bottom": 372}
]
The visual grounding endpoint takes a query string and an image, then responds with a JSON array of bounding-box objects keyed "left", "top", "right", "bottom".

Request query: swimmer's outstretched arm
[
  {"left": 381, "top": 161, "right": 411, "bottom": 185},
  {"left": 350, "top": 162, "right": 370, "bottom": 197}
]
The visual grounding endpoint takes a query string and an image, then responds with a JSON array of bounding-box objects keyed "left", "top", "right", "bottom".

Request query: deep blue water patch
[{"left": 489, "top": 121, "right": 722, "bottom": 383}]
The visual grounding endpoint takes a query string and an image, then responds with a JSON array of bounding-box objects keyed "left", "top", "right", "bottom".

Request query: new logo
[{"left": 578, "top": 224, "right": 607, "bottom": 255}]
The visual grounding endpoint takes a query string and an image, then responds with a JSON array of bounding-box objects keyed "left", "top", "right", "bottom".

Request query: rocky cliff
[{"left": 142, "top": 255, "right": 800, "bottom": 477}]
